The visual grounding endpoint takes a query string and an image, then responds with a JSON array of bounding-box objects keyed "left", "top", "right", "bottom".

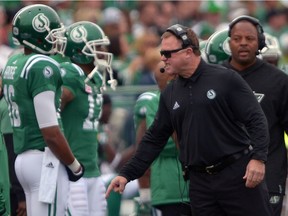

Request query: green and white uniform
[
  {"left": 2, "top": 52, "right": 70, "bottom": 216},
  {"left": 0, "top": 130, "right": 10, "bottom": 216},
  {"left": 60, "top": 62, "right": 102, "bottom": 177},
  {"left": 0, "top": 97, "right": 12, "bottom": 134},
  {"left": 60, "top": 62, "right": 107, "bottom": 216},
  {"left": 0, "top": 95, "right": 26, "bottom": 216},
  {"left": 134, "top": 91, "right": 190, "bottom": 206},
  {"left": 2, "top": 53, "right": 62, "bottom": 153}
]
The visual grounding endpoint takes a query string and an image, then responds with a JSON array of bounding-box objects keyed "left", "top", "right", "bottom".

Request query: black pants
[
  {"left": 188, "top": 154, "right": 273, "bottom": 216},
  {"left": 154, "top": 202, "right": 193, "bottom": 216}
]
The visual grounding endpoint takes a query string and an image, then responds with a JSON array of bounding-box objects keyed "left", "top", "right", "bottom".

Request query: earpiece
[{"left": 228, "top": 15, "right": 266, "bottom": 50}]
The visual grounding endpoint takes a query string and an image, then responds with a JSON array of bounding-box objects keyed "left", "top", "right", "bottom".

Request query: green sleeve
[{"left": 0, "top": 189, "right": 8, "bottom": 216}]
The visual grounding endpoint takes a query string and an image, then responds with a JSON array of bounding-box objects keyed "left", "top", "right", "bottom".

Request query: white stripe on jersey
[
  {"left": 20, "top": 54, "right": 60, "bottom": 79},
  {"left": 136, "top": 92, "right": 157, "bottom": 102},
  {"left": 71, "top": 63, "right": 85, "bottom": 76},
  {"left": 69, "top": 63, "right": 103, "bottom": 81}
]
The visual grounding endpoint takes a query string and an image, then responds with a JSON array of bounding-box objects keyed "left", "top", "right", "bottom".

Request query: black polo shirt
[{"left": 120, "top": 59, "right": 269, "bottom": 182}]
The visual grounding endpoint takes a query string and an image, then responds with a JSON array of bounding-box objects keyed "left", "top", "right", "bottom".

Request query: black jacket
[
  {"left": 120, "top": 59, "right": 269, "bottom": 182},
  {"left": 223, "top": 58, "right": 288, "bottom": 194}
]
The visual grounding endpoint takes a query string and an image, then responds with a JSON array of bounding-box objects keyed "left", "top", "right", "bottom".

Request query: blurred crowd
[{"left": 1, "top": 0, "right": 288, "bottom": 86}]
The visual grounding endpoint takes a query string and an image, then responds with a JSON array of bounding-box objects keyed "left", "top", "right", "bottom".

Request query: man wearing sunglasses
[{"left": 106, "top": 24, "right": 272, "bottom": 216}]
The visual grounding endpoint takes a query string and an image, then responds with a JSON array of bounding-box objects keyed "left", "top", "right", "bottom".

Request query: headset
[
  {"left": 228, "top": 15, "right": 266, "bottom": 50},
  {"left": 166, "top": 24, "right": 195, "bottom": 48},
  {"left": 160, "top": 24, "right": 198, "bottom": 73}
]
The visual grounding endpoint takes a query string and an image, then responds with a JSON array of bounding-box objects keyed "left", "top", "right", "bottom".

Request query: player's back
[{"left": 2, "top": 53, "right": 63, "bottom": 154}]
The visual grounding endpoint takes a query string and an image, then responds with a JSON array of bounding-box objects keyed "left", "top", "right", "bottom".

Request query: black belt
[{"left": 189, "top": 147, "right": 252, "bottom": 175}]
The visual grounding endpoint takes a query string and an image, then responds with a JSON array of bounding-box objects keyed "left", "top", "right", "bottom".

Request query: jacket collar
[
  {"left": 223, "top": 57, "right": 264, "bottom": 77},
  {"left": 178, "top": 59, "right": 206, "bottom": 86}
]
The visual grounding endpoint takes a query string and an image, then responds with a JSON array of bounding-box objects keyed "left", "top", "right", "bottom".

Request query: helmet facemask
[
  {"left": 82, "top": 38, "right": 117, "bottom": 90},
  {"left": 82, "top": 38, "right": 112, "bottom": 71},
  {"left": 46, "top": 23, "right": 67, "bottom": 56},
  {"left": 259, "top": 33, "right": 282, "bottom": 66}
]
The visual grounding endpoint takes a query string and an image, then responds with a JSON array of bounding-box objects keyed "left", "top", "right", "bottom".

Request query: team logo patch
[
  {"left": 70, "top": 26, "right": 87, "bottom": 43},
  {"left": 139, "top": 107, "right": 147, "bottom": 115},
  {"left": 269, "top": 195, "right": 280, "bottom": 204},
  {"left": 13, "top": 26, "right": 19, "bottom": 36},
  {"left": 207, "top": 89, "right": 216, "bottom": 99},
  {"left": 176, "top": 26, "right": 183, "bottom": 32},
  {"left": 173, "top": 101, "right": 180, "bottom": 110},
  {"left": 222, "top": 38, "right": 231, "bottom": 55},
  {"left": 253, "top": 91, "right": 265, "bottom": 103},
  {"left": 32, "top": 13, "right": 50, "bottom": 33},
  {"left": 85, "top": 84, "right": 92, "bottom": 93},
  {"left": 43, "top": 66, "right": 53, "bottom": 78}
]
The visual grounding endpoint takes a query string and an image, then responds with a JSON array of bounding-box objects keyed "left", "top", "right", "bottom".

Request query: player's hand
[
  {"left": 65, "top": 163, "right": 85, "bottom": 182},
  {"left": 16, "top": 200, "right": 27, "bottom": 216},
  {"left": 105, "top": 176, "right": 128, "bottom": 198},
  {"left": 243, "top": 159, "right": 265, "bottom": 188}
]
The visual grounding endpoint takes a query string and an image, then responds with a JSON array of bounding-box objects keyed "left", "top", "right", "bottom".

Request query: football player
[{"left": 1, "top": 4, "right": 84, "bottom": 215}]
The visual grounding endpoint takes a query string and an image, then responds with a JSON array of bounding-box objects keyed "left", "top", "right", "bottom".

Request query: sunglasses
[{"left": 160, "top": 47, "right": 185, "bottom": 58}]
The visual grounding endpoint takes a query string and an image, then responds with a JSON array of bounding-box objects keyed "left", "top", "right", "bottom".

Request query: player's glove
[{"left": 65, "top": 162, "right": 85, "bottom": 182}]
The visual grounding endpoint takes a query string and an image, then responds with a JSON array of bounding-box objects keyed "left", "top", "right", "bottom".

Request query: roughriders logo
[
  {"left": 207, "top": 89, "right": 216, "bottom": 99},
  {"left": 70, "top": 26, "right": 87, "bottom": 43},
  {"left": 222, "top": 37, "right": 231, "bottom": 55},
  {"left": 43, "top": 66, "right": 53, "bottom": 78},
  {"left": 32, "top": 13, "right": 50, "bottom": 33}
]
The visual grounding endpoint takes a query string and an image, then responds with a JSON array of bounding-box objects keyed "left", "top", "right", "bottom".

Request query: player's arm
[
  {"left": 135, "top": 119, "right": 147, "bottom": 148},
  {"left": 60, "top": 87, "right": 74, "bottom": 110},
  {"left": 171, "top": 131, "right": 179, "bottom": 149},
  {"left": 135, "top": 119, "right": 151, "bottom": 199},
  {"left": 34, "top": 91, "right": 81, "bottom": 173},
  {"left": 116, "top": 145, "right": 136, "bottom": 170}
]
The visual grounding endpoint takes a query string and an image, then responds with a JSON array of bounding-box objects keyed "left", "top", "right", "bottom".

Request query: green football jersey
[
  {"left": 0, "top": 134, "right": 10, "bottom": 216},
  {"left": 2, "top": 53, "right": 63, "bottom": 154},
  {"left": 0, "top": 97, "right": 12, "bottom": 134},
  {"left": 60, "top": 62, "right": 102, "bottom": 177},
  {"left": 134, "top": 91, "right": 189, "bottom": 205}
]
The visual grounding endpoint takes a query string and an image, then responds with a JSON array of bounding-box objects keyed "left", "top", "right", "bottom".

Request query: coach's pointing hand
[{"left": 105, "top": 176, "right": 128, "bottom": 198}]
